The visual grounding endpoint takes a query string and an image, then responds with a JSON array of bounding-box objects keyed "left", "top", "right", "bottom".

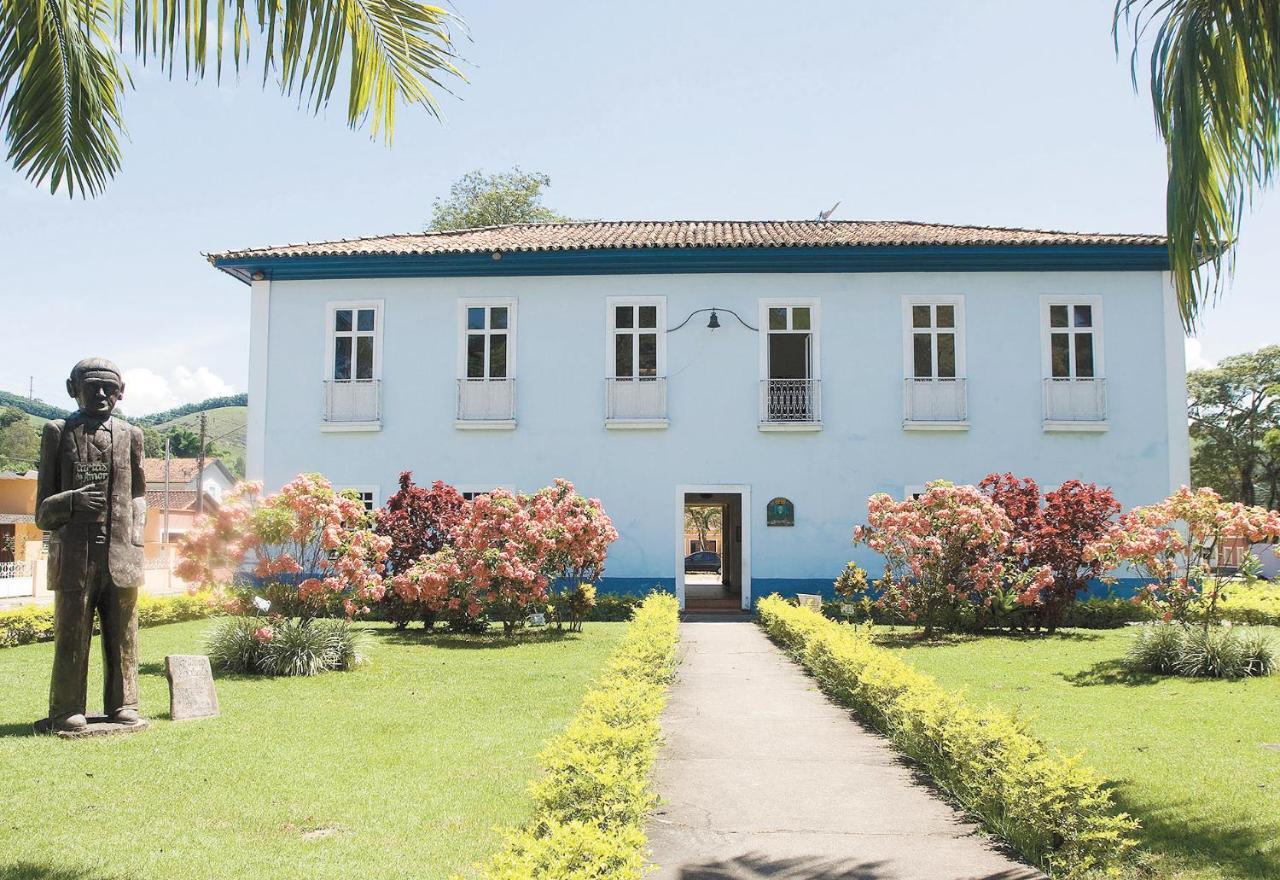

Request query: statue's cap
[{"left": 69, "top": 357, "right": 123, "bottom": 386}]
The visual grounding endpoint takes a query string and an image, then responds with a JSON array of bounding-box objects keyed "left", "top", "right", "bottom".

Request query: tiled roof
[
  {"left": 209, "top": 220, "right": 1166, "bottom": 262},
  {"left": 145, "top": 489, "right": 218, "bottom": 511},
  {"left": 143, "top": 458, "right": 203, "bottom": 484},
  {"left": 0, "top": 471, "right": 37, "bottom": 480}
]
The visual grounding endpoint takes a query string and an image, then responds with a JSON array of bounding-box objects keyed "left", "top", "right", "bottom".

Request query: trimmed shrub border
[
  {"left": 478, "top": 591, "right": 680, "bottom": 879},
  {"left": 0, "top": 592, "right": 216, "bottom": 649},
  {"left": 757, "top": 595, "right": 1137, "bottom": 880}
]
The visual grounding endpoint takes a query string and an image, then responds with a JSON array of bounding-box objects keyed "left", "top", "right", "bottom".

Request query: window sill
[
  {"left": 455, "top": 419, "right": 517, "bottom": 431},
  {"left": 758, "top": 421, "right": 822, "bottom": 433},
  {"left": 1043, "top": 420, "right": 1109, "bottom": 433},
  {"left": 320, "top": 421, "right": 382, "bottom": 433},
  {"left": 903, "top": 420, "right": 970, "bottom": 432},
  {"left": 605, "top": 418, "right": 669, "bottom": 430}
]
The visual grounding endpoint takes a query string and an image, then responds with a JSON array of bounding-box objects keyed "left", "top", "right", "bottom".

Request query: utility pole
[
  {"left": 196, "top": 412, "right": 207, "bottom": 516},
  {"left": 28, "top": 376, "right": 33, "bottom": 399},
  {"left": 163, "top": 437, "right": 171, "bottom": 545}
]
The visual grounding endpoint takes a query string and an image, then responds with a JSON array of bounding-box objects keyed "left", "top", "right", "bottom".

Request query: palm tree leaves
[
  {"left": 1, "top": 0, "right": 463, "bottom": 196},
  {"left": 1116, "top": 1, "right": 1280, "bottom": 328},
  {"left": 1, "top": 0, "right": 126, "bottom": 197}
]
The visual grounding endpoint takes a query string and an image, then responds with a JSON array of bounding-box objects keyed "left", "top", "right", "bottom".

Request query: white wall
[{"left": 253, "top": 269, "right": 1185, "bottom": 590}]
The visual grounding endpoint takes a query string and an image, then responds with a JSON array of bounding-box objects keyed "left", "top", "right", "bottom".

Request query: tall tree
[
  {"left": 428, "top": 168, "right": 572, "bottom": 231},
  {"left": 1, "top": 0, "right": 463, "bottom": 197},
  {"left": 1188, "top": 344, "right": 1280, "bottom": 508},
  {"left": 0, "top": 407, "right": 39, "bottom": 471},
  {"left": 684, "top": 506, "right": 722, "bottom": 552},
  {"left": 1116, "top": 3, "right": 1280, "bottom": 327}
]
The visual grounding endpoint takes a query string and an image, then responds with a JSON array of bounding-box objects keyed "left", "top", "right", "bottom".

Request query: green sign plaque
[{"left": 766, "top": 497, "right": 794, "bottom": 527}]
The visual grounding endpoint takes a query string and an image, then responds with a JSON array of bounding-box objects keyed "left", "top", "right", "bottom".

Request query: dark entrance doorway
[{"left": 682, "top": 492, "right": 743, "bottom": 612}]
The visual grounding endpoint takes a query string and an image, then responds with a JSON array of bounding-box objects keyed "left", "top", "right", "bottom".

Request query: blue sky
[{"left": 2, "top": 0, "right": 1276, "bottom": 415}]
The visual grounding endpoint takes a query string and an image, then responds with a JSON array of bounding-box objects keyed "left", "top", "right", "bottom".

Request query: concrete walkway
[{"left": 646, "top": 621, "right": 1044, "bottom": 880}]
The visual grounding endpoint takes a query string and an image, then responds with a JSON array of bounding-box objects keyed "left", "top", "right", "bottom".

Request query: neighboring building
[
  {"left": 0, "top": 471, "right": 41, "bottom": 564},
  {"left": 143, "top": 489, "right": 220, "bottom": 547},
  {"left": 143, "top": 457, "right": 236, "bottom": 504},
  {"left": 209, "top": 220, "right": 1190, "bottom": 610}
]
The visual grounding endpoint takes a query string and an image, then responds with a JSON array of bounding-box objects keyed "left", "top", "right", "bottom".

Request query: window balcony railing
[
  {"left": 323, "top": 379, "right": 381, "bottom": 424},
  {"left": 903, "top": 378, "right": 968, "bottom": 425},
  {"left": 1043, "top": 378, "right": 1107, "bottom": 423},
  {"left": 605, "top": 377, "right": 667, "bottom": 424},
  {"left": 760, "top": 378, "right": 821, "bottom": 426},
  {"left": 457, "top": 378, "right": 516, "bottom": 423}
]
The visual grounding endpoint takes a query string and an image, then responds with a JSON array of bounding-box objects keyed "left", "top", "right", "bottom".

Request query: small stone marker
[
  {"left": 165, "top": 655, "right": 219, "bottom": 722},
  {"left": 796, "top": 593, "right": 823, "bottom": 612}
]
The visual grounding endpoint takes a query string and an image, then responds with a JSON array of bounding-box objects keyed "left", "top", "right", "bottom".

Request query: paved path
[{"left": 646, "top": 621, "right": 1044, "bottom": 880}]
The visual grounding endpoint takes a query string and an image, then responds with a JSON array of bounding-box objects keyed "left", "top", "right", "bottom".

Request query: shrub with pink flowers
[
  {"left": 1086, "top": 486, "right": 1280, "bottom": 630},
  {"left": 853, "top": 481, "right": 1049, "bottom": 635},
  {"left": 375, "top": 472, "right": 465, "bottom": 629},
  {"left": 176, "top": 473, "right": 391, "bottom": 620},
  {"left": 527, "top": 479, "right": 619, "bottom": 628},
  {"left": 389, "top": 480, "right": 618, "bottom": 637}
]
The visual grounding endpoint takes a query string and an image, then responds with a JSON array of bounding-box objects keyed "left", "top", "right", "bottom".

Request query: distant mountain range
[{"left": 0, "top": 389, "right": 247, "bottom": 425}]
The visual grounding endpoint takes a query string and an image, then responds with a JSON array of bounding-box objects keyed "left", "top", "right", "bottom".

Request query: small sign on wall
[{"left": 766, "top": 497, "right": 794, "bottom": 527}]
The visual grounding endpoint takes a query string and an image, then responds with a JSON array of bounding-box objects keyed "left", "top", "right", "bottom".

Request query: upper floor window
[
  {"left": 342, "top": 487, "right": 378, "bottom": 512},
  {"left": 609, "top": 301, "right": 664, "bottom": 379},
  {"left": 908, "top": 301, "right": 961, "bottom": 378},
  {"left": 328, "top": 303, "right": 381, "bottom": 381},
  {"left": 464, "top": 303, "right": 512, "bottom": 379},
  {"left": 1045, "top": 300, "right": 1101, "bottom": 379},
  {"left": 759, "top": 300, "right": 821, "bottom": 428}
]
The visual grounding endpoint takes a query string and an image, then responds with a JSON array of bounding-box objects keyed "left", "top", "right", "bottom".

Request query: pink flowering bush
[
  {"left": 527, "top": 479, "right": 619, "bottom": 628},
  {"left": 390, "top": 480, "right": 618, "bottom": 637},
  {"left": 853, "top": 481, "right": 1049, "bottom": 635},
  {"left": 177, "top": 473, "right": 391, "bottom": 620},
  {"left": 375, "top": 473, "right": 465, "bottom": 628},
  {"left": 1086, "top": 486, "right": 1280, "bottom": 631}
]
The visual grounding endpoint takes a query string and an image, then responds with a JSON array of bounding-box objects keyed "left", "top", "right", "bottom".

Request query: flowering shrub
[
  {"left": 1086, "top": 486, "right": 1280, "bottom": 630},
  {"left": 176, "top": 474, "right": 391, "bottom": 620},
  {"left": 374, "top": 472, "right": 465, "bottom": 628},
  {"left": 391, "top": 480, "right": 617, "bottom": 637},
  {"left": 853, "top": 482, "right": 1044, "bottom": 634},
  {"left": 980, "top": 474, "right": 1121, "bottom": 632},
  {"left": 554, "top": 583, "right": 597, "bottom": 633}
]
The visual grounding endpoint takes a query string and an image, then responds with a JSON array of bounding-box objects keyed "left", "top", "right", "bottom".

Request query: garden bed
[
  {"left": 0, "top": 618, "right": 628, "bottom": 879},
  {"left": 886, "top": 626, "right": 1280, "bottom": 880}
]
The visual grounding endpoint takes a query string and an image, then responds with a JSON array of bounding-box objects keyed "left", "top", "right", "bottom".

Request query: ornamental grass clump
[
  {"left": 206, "top": 616, "right": 366, "bottom": 676},
  {"left": 757, "top": 595, "right": 1138, "bottom": 879}
]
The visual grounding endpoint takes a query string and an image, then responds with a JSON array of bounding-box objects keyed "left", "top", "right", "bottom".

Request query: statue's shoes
[
  {"left": 108, "top": 708, "right": 140, "bottom": 725},
  {"left": 54, "top": 714, "right": 88, "bottom": 732}
]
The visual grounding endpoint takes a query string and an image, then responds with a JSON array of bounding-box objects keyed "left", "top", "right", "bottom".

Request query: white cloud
[
  {"left": 1185, "top": 338, "right": 1215, "bottom": 372},
  {"left": 120, "top": 366, "right": 237, "bottom": 416}
]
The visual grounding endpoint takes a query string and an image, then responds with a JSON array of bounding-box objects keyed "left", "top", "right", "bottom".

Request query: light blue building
[{"left": 210, "top": 221, "right": 1188, "bottom": 610}]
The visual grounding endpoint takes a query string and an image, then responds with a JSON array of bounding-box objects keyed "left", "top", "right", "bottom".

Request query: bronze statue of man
[{"left": 35, "top": 358, "right": 147, "bottom": 734}]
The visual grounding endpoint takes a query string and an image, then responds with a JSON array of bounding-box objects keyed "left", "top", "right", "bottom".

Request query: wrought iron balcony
[
  {"left": 760, "top": 379, "right": 821, "bottom": 426},
  {"left": 605, "top": 377, "right": 668, "bottom": 424},
  {"left": 322, "top": 379, "right": 381, "bottom": 424},
  {"left": 903, "top": 378, "right": 968, "bottom": 425}
]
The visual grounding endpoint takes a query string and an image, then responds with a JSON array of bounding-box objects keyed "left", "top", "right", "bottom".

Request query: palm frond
[
  {"left": 1116, "top": 1, "right": 1280, "bottom": 329},
  {"left": 0, "top": 0, "right": 126, "bottom": 196}
]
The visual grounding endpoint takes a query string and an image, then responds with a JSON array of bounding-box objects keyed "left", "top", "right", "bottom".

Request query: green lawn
[
  {"left": 0, "top": 619, "right": 627, "bottom": 880},
  {"left": 886, "top": 626, "right": 1280, "bottom": 880}
]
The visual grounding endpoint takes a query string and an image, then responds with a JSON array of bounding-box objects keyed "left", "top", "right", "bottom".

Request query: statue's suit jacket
[{"left": 35, "top": 414, "right": 147, "bottom": 590}]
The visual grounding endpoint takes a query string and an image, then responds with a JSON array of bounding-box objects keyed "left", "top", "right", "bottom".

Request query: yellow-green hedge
[
  {"left": 0, "top": 592, "right": 216, "bottom": 648},
  {"left": 757, "top": 595, "right": 1137, "bottom": 880},
  {"left": 478, "top": 591, "right": 680, "bottom": 879}
]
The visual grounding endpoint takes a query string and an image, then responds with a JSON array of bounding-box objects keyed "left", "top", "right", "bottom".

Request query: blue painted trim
[{"left": 213, "top": 244, "right": 1170, "bottom": 284}]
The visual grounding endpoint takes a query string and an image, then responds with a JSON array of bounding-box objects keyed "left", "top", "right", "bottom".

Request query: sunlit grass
[
  {"left": 0, "top": 619, "right": 627, "bottom": 880},
  {"left": 886, "top": 626, "right": 1280, "bottom": 880}
]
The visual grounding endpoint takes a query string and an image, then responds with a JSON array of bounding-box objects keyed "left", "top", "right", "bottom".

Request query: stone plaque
[
  {"left": 766, "top": 497, "right": 794, "bottom": 527},
  {"left": 165, "top": 655, "right": 219, "bottom": 721}
]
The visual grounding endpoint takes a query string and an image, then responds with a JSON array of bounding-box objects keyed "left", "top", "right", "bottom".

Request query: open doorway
[{"left": 677, "top": 486, "right": 751, "bottom": 611}]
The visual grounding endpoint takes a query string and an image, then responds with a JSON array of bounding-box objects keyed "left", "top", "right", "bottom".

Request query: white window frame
[
  {"left": 456, "top": 484, "right": 515, "bottom": 501},
  {"left": 324, "top": 300, "right": 384, "bottom": 382},
  {"left": 340, "top": 485, "right": 380, "bottom": 512},
  {"left": 1040, "top": 295, "right": 1104, "bottom": 380},
  {"left": 901, "top": 295, "right": 966, "bottom": 379},
  {"left": 457, "top": 298, "right": 517, "bottom": 380},
  {"left": 758, "top": 298, "right": 821, "bottom": 382},
  {"left": 605, "top": 296, "right": 667, "bottom": 379}
]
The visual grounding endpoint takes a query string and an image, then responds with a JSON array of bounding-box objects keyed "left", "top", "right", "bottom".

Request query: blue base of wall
[{"left": 594, "top": 576, "right": 1147, "bottom": 604}]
